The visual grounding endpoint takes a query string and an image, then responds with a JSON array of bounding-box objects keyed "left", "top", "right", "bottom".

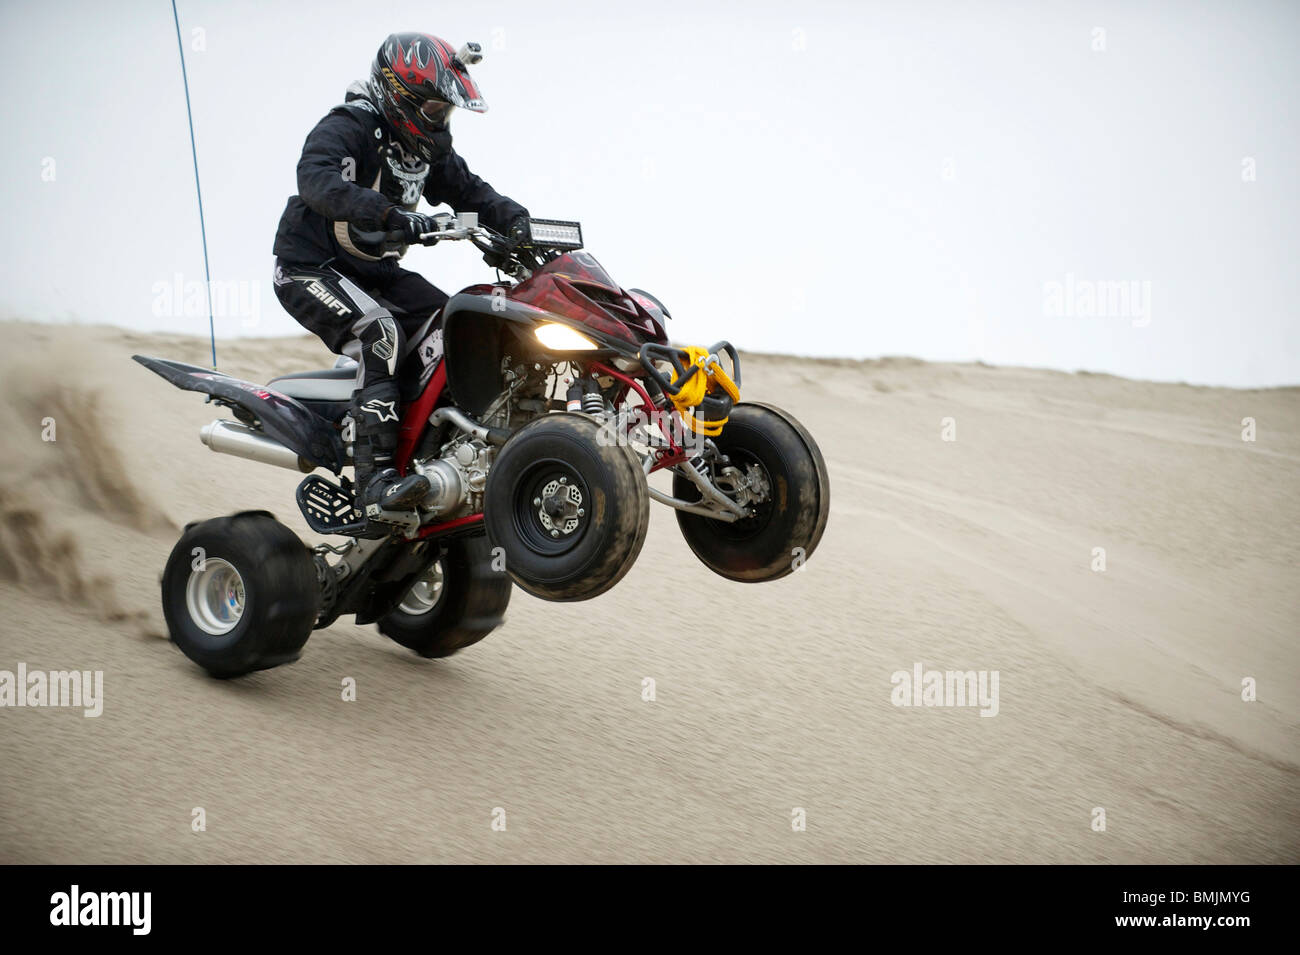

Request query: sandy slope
[{"left": 0, "top": 320, "right": 1296, "bottom": 864}]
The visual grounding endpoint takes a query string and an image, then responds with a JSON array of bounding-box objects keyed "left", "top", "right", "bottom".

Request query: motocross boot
[{"left": 350, "top": 381, "right": 430, "bottom": 513}]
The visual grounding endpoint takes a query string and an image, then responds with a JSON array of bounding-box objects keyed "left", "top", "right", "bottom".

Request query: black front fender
[{"left": 133, "top": 355, "right": 346, "bottom": 473}]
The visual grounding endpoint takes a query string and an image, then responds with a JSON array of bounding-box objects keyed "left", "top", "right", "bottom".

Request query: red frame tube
[
  {"left": 416, "top": 512, "right": 484, "bottom": 540},
  {"left": 395, "top": 363, "right": 447, "bottom": 474},
  {"left": 590, "top": 360, "right": 687, "bottom": 472}
]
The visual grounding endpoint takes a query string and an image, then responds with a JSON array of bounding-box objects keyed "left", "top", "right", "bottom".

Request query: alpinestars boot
[{"left": 350, "top": 382, "right": 429, "bottom": 513}]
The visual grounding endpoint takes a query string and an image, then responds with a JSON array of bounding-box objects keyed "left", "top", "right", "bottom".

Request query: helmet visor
[{"left": 418, "top": 98, "right": 455, "bottom": 128}]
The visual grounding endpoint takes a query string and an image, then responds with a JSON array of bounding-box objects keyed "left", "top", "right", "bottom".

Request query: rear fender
[{"left": 133, "top": 355, "right": 346, "bottom": 473}]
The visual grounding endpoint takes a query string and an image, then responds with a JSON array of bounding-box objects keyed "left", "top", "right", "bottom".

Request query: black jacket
[{"left": 273, "top": 88, "right": 527, "bottom": 280}]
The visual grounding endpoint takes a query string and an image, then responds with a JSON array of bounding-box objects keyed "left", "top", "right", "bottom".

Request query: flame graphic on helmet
[
  {"left": 382, "top": 33, "right": 482, "bottom": 109},
  {"left": 391, "top": 35, "right": 430, "bottom": 71}
]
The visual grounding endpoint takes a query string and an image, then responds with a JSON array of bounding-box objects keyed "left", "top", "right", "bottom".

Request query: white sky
[{"left": 2, "top": 0, "right": 1297, "bottom": 386}]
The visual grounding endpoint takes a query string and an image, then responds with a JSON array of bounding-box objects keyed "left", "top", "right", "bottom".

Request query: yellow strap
[
  {"left": 679, "top": 408, "right": 727, "bottom": 437},
  {"left": 666, "top": 346, "right": 740, "bottom": 436},
  {"left": 668, "top": 346, "right": 711, "bottom": 409},
  {"left": 705, "top": 358, "right": 740, "bottom": 402}
]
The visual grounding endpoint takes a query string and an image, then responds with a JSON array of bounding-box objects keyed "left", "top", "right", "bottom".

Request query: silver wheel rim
[
  {"left": 397, "top": 561, "right": 445, "bottom": 616},
  {"left": 185, "top": 557, "right": 246, "bottom": 636}
]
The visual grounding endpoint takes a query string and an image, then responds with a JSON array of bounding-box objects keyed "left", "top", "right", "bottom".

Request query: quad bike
[{"left": 136, "top": 214, "right": 829, "bottom": 677}]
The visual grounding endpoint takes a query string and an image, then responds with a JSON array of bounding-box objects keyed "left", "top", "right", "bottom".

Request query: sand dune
[{"left": 0, "top": 320, "right": 1296, "bottom": 863}]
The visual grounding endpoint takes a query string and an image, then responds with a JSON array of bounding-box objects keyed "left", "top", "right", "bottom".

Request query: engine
[
  {"left": 407, "top": 357, "right": 564, "bottom": 522},
  {"left": 411, "top": 436, "right": 494, "bottom": 519}
]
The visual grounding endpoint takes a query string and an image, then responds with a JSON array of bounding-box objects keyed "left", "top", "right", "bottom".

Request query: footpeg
[
  {"left": 296, "top": 475, "right": 371, "bottom": 536},
  {"left": 363, "top": 502, "right": 421, "bottom": 535},
  {"left": 297, "top": 473, "right": 426, "bottom": 538}
]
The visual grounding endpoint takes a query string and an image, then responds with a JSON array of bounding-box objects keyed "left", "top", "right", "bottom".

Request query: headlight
[
  {"left": 527, "top": 219, "right": 583, "bottom": 250},
  {"left": 534, "top": 322, "right": 598, "bottom": 351}
]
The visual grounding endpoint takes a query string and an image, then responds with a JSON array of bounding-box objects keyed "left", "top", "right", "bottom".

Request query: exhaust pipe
[{"left": 200, "top": 420, "right": 314, "bottom": 473}]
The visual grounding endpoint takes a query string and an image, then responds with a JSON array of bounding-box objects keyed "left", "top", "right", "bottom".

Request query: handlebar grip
[{"left": 349, "top": 228, "right": 440, "bottom": 246}]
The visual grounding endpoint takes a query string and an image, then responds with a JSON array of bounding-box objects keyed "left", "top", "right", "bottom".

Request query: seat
[{"left": 267, "top": 366, "right": 357, "bottom": 402}]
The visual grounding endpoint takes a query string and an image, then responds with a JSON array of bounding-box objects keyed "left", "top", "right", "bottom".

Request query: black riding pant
[
  {"left": 273, "top": 258, "right": 448, "bottom": 475},
  {"left": 272, "top": 259, "right": 448, "bottom": 391}
]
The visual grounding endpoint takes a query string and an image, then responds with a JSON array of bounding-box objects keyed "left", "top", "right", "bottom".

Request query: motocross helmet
[{"left": 369, "top": 33, "right": 487, "bottom": 162}]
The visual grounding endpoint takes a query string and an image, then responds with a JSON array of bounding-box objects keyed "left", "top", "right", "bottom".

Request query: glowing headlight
[{"left": 534, "top": 323, "right": 598, "bottom": 351}]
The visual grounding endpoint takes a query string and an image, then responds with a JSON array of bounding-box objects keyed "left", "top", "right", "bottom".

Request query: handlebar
[
  {"left": 359, "top": 213, "right": 502, "bottom": 248},
  {"left": 353, "top": 213, "right": 580, "bottom": 280}
]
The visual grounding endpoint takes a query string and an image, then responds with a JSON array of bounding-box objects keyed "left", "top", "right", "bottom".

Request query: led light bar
[{"left": 527, "top": 218, "right": 583, "bottom": 250}]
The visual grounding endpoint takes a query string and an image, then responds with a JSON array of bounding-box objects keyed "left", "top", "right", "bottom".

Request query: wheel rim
[
  {"left": 397, "top": 560, "right": 445, "bottom": 616},
  {"left": 512, "top": 458, "right": 591, "bottom": 555},
  {"left": 185, "top": 557, "right": 246, "bottom": 636}
]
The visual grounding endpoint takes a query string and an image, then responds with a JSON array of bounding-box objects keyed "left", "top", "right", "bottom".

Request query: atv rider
[{"left": 272, "top": 32, "right": 529, "bottom": 513}]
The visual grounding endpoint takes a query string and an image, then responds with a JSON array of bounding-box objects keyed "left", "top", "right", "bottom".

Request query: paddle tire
[
  {"left": 484, "top": 413, "right": 650, "bottom": 601},
  {"left": 161, "top": 512, "right": 319, "bottom": 678},
  {"left": 673, "top": 402, "right": 830, "bottom": 582},
  {"left": 377, "top": 535, "right": 513, "bottom": 658}
]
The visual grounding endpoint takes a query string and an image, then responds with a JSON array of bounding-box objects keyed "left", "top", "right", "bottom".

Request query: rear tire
[
  {"left": 377, "top": 535, "right": 512, "bottom": 658},
  {"left": 161, "top": 512, "right": 319, "bottom": 677},
  {"left": 484, "top": 413, "right": 649, "bottom": 601},
  {"left": 673, "top": 403, "right": 830, "bottom": 582}
]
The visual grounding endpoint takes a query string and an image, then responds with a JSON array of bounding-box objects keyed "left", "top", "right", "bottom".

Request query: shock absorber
[
  {"left": 581, "top": 381, "right": 605, "bottom": 416},
  {"left": 565, "top": 380, "right": 585, "bottom": 412},
  {"left": 567, "top": 378, "right": 605, "bottom": 416}
]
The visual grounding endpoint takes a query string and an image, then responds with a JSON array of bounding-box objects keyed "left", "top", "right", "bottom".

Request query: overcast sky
[{"left": 2, "top": 0, "right": 1297, "bottom": 386}]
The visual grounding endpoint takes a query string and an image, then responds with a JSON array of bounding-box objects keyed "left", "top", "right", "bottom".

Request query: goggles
[{"left": 418, "top": 98, "right": 455, "bottom": 127}]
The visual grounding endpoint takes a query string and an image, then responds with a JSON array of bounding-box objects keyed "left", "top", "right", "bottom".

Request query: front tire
[
  {"left": 161, "top": 512, "right": 319, "bottom": 677},
  {"left": 377, "top": 535, "right": 512, "bottom": 658},
  {"left": 673, "top": 403, "right": 830, "bottom": 582},
  {"left": 484, "top": 413, "right": 649, "bottom": 601}
]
